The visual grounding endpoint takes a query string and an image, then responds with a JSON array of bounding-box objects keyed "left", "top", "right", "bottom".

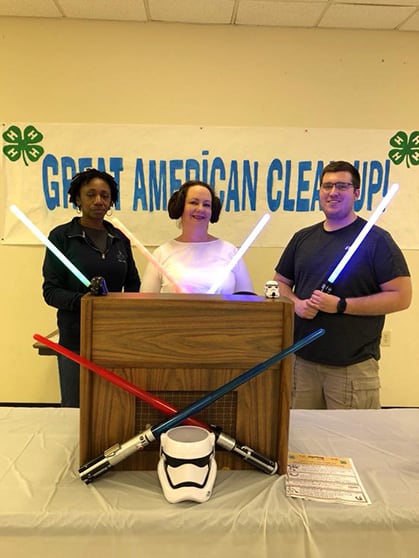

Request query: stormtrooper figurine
[
  {"left": 264, "top": 280, "right": 280, "bottom": 299},
  {"left": 157, "top": 426, "right": 217, "bottom": 504}
]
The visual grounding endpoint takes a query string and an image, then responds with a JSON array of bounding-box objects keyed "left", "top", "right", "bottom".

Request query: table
[
  {"left": 32, "top": 329, "right": 58, "bottom": 356},
  {"left": 0, "top": 407, "right": 418, "bottom": 558}
]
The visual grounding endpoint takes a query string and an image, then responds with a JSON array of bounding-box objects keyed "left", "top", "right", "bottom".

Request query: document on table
[{"left": 285, "top": 452, "right": 371, "bottom": 505}]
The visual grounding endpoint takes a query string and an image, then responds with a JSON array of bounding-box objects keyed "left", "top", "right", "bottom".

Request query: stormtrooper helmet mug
[{"left": 157, "top": 425, "right": 217, "bottom": 504}]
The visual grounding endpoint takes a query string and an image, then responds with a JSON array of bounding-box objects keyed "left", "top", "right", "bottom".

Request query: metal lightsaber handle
[
  {"left": 80, "top": 329, "right": 324, "bottom": 484},
  {"left": 214, "top": 429, "right": 278, "bottom": 475},
  {"left": 79, "top": 430, "right": 278, "bottom": 484},
  {"left": 320, "top": 280, "right": 333, "bottom": 294},
  {"left": 34, "top": 334, "right": 278, "bottom": 476},
  {"left": 80, "top": 430, "right": 278, "bottom": 483},
  {"left": 79, "top": 429, "right": 155, "bottom": 484}
]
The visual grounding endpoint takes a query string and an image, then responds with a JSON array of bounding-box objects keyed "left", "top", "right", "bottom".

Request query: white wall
[{"left": 0, "top": 17, "right": 418, "bottom": 405}]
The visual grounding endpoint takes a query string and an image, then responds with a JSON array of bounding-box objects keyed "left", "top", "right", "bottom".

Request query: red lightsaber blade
[{"left": 34, "top": 333, "right": 278, "bottom": 475}]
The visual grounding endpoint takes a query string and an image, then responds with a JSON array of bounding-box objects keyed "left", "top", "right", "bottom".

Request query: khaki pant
[{"left": 292, "top": 356, "right": 381, "bottom": 409}]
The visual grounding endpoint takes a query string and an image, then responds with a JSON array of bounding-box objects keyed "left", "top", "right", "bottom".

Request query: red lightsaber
[{"left": 34, "top": 333, "right": 278, "bottom": 475}]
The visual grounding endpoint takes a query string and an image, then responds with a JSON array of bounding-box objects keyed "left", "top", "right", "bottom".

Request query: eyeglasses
[{"left": 320, "top": 182, "right": 354, "bottom": 192}]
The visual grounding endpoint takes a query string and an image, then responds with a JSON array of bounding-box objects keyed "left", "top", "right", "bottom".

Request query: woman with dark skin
[{"left": 42, "top": 168, "right": 140, "bottom": 407}]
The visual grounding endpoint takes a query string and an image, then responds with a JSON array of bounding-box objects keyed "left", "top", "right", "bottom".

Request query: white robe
[{"left": 140, "top": 239, "right": 254, "bottom": 294}]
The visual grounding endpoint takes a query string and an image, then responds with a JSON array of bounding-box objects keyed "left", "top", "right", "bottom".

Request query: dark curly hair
[
  {"left": 68, "top": 168, "right": 119, "bottom": 206},
  {"left": 168, "top": 180, "right": 222, "bottom": 223}
]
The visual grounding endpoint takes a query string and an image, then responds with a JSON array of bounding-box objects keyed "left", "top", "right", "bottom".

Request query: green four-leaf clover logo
[
  {"left": 2, "top": 124, "right": 44, "bottom": 166},
  {"left": 388, "top": 130, "right": 419, "bottom": 168}
]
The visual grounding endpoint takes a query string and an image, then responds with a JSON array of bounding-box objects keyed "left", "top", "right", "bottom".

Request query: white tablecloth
[{"left": 1, "top": 407, "right": 418, "bottom": 558}]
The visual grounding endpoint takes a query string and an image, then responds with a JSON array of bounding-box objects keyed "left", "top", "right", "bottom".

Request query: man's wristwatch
[{"left": 336, "top": 297, "right": 347, "bottom": 314}]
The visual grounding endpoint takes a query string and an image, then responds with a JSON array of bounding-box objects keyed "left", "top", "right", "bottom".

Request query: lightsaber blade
[
  {"left": 207, "top": 213, "right": 271, "bottom": 294},
  {"left": 111, "top": 217, "right": 185, "bottom": 293},
  {"left": 33, "top": 334, "right": 278, "bottom": 475},
  {"left": 321, "top": 183, "right": 400, "bottom": 293},
  {"left": 79, "top": 327, "right": 325, "bottom": 483},
  {"left": 9, "top": 204, "right": 91, "bottom": 287}
]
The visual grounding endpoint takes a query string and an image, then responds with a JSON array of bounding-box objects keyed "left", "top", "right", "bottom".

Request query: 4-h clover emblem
[
  {"left": 2, "top": 124, "right": 44, "bottom": 166},
  {"left": 388, "top": 130, "right": 419, "bottom": 168}
]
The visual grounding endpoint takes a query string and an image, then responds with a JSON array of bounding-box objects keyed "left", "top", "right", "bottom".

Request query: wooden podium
[{"left": 80, "top": 293, "right": 294, "bottom": 474}]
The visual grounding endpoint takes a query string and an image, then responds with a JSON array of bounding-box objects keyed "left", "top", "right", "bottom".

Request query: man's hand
[
  {"left": 294, "top": 298, "right": 319, "bottom": 319},
  {"left": 309, "top": 289, "right": 339, "bottom": 314}
]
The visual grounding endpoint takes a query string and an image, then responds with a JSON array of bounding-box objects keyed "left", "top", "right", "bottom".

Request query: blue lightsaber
[
  {"left": 9, "top": 204, "right": 108, "bottom": 295},
  {"left": 321, "top": 183, "right": 399, "bottom": 293},
  {"left": 10, "top": 204, "right": 91, "bottom": 287},
  {"left": 79, "top": 327, "right": 325, "bottom": 483}
]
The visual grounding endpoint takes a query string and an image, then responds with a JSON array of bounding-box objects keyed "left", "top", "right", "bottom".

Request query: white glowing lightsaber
[
  {"left": 111, "top": 217, "right": 185, "bottom": 293},
  {"left": 321, "top": 183, "right": 400, "bottom": 292},
  {"left": 9, "top": 204, "right": 91, "bottom": 287},
  {"left": 207, "top": 213, "right": 271, "bottom": 294}
]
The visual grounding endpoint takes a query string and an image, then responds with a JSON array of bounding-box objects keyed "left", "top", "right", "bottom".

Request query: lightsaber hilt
[
  {"left": 89, "top": 276, "right": 109, "bottom": 295},
  {"left": 79, "top": 428, "right": 155, "bottom": 484},
  {"left": 213, "top": 428, "right": 278, "bottom": 475},
  {"left": 320, "top": 280, "right": 333, "bottom": 294},
  {"left": 80, "top": 428, "right": 279, "bottom": 482}
]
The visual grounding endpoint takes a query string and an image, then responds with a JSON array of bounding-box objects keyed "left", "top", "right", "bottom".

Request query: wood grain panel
[{"left": 86, "top": 293, "right": 286, "bottom": 367}]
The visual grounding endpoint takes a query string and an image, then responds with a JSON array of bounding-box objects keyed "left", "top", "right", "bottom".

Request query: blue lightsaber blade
[
  {"left": 79, "top": 327, "right": 325, "bottom": 483},
  {"left": 9, "top": 204, "right": 91, "bottom": 287},
  {"left": 9, "top": 204, "right": 108, "bottom": 295},
  {"left": 321, "top": 183, "right": 399, "bottom": 293}
]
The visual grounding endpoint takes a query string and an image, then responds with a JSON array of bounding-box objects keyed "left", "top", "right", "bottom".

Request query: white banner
[{"left": 1, "top": 123, "right": 418, "bottom": 248}]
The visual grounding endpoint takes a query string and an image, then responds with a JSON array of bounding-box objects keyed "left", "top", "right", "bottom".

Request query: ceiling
[{"left": 0, "top": 0, "right": 418, "bottom": 32}]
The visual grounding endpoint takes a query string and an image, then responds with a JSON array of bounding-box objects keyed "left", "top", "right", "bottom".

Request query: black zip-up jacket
[{"left": 42, "top": 217, "right": 141, "bottom": 348}]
